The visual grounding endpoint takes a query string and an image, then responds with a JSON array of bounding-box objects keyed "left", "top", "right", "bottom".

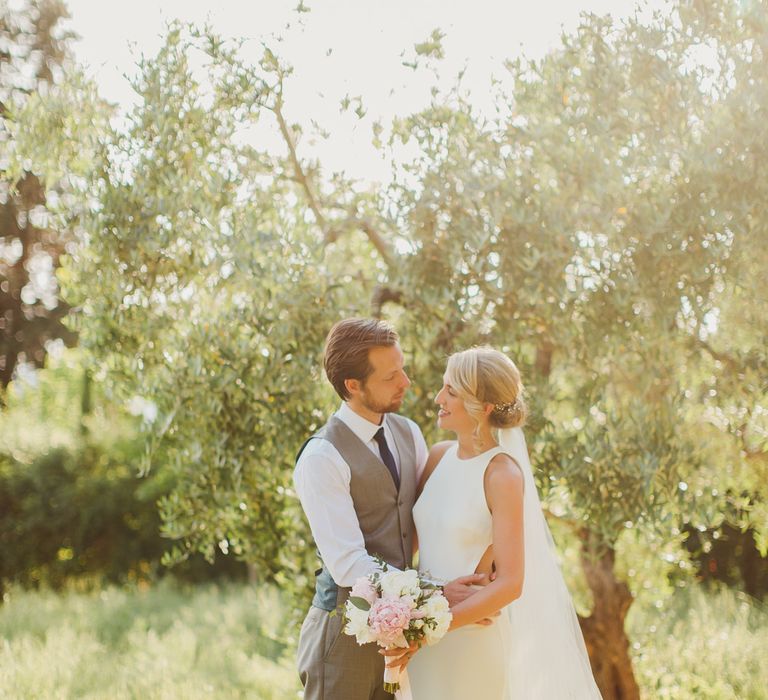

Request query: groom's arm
[
  {"left": 405, "top": 418, "right": 429, "bottom": 484},
  {"left": 293, "top": 441, "right": 384, "bottom": 587}
]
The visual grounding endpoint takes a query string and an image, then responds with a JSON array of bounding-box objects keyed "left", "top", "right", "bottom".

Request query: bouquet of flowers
[{"left": 343, "top": 562, "right": 452, "bottom": 693}]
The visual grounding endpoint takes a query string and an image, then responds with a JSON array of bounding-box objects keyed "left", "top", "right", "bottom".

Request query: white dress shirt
[{"left": 293, "top": 402, "right": 429, "bottom": 587}]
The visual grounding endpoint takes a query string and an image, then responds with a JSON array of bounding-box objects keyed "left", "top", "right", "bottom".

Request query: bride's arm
[{"left": 447, "top": 453, "right": 525, "bottom": 631}]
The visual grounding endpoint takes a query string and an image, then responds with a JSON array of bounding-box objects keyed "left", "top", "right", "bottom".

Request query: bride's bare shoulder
[{"left": 484, "top": 452, "right": 525, "bottom": 492}]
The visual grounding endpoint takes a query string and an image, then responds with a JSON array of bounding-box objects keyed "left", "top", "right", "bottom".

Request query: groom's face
[{"left": 354, "top": 343, "right": 411, "bottom": 416}]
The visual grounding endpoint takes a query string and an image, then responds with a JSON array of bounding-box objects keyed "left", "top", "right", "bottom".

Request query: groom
[{"left": 294, "top": 317, "right": 487, "bottom": 700}]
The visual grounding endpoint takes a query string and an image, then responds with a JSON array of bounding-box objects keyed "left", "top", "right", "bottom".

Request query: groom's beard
[{"left": 360, "top": 390, "right": 404, "bottom": 415}]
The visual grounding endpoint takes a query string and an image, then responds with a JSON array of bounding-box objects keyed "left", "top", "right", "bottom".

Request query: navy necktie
[{"left": 374, "top": 427, "right": 400, "bottom": 490}]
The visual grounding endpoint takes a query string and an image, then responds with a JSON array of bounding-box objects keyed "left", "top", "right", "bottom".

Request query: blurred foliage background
[{"left": 1, "top": 0, "right": 766, "bottom": 698}]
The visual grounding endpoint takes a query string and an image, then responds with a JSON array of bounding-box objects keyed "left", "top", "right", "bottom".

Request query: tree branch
[
  {"left": 271, "top": 75, "right": 395, "bottom": 268},
  {"left": 694, "top": 336, "right": 740, "bottom": 371},
  {"left": 358, "top": 218, "right": 394, "bottom": 268},
  {"left": 535, "top": 338, "right": 555, "bottom": 378},
  {"left": 370, "top": 285, "right": 403, "bottom": 317},
  {"left": 541, "top": 506, "right": 583, "bottom": 535},
  {"left": 272, "top": 87, "right": 327, "bottom": 232}
]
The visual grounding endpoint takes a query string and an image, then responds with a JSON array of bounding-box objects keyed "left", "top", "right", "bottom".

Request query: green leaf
[{"left": 348, "top": 596, "right": 372, "bottom": 612}]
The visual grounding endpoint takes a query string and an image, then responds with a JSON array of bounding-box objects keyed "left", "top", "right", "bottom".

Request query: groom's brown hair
[{"left": 324, "top": 318, "right": 399, "bottom": 400}]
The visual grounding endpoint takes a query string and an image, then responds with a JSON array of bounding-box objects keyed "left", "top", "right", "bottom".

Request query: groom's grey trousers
[{"left": 296, "top": 414, "right": 418, "bottom": 700}]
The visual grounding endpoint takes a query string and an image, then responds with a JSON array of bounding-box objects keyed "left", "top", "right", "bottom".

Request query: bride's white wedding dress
[
  {"left": 405, "top": 429, "right": 602, "bottom": 700},
  {"left": 407, "top": 443, "right": 513, "bottom": 698}
]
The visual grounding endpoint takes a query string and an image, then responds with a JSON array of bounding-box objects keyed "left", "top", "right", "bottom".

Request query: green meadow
[{"left": 1, "top": 581, "right": 765, "bottom": 699}]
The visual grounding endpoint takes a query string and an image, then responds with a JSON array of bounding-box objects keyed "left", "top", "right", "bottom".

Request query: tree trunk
[{"left": 578, "top": 531, "right": 640, "bottom": 700}]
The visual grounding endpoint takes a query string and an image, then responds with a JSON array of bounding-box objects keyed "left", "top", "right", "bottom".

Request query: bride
[{"left": 389, "top": 347, "right": 601, "bottom": 699}]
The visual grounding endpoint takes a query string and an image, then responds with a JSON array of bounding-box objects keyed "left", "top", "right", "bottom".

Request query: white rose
[
  {"left": 379, "top": 569, "right": 421, "bottom": 599},
  {"left": 345, "top": 604, "right": 375, "bottom": 644},
  {"left": 420, "top": 594, "right": 452, "bottom": 645},
  {"left": 425, "top": 608, "right": 452, "bottom": 645},
  {"left": 421, "top": 592, "right": 449, "bottom": 617}
]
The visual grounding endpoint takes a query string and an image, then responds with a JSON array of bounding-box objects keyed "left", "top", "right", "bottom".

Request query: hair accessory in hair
[{"left": 494, "top": 397, "right": 522, "bottom": 414}]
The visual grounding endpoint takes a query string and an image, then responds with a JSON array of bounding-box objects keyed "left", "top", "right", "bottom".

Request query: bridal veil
[{"left": 499, "top": 427, "right": 602, "bottom": 699}]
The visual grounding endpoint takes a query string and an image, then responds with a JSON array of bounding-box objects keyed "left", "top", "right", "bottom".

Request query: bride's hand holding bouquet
[{"left": 343, "top": 562, "right": 452, "bottom": 693}]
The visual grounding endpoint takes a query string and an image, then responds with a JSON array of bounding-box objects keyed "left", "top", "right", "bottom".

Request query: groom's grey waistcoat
[
  {"left": 303, "top": 413, "right": 418, "bottom": 611},
  {"left": 296, "top": 412, "right": 418, "bottom": 700}
]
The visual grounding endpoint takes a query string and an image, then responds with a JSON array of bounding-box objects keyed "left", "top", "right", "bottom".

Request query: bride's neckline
[{"left": 453, "top": 443, "right": 500, "bottom": 462}]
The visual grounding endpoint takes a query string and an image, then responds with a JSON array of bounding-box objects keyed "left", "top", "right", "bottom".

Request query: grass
[
  {"left": 0, "top": 580, "right": 765, "bottom": 699},
  {"left": 628, "top": 584, "right": 768, "bottom": 699},
  {"left": 0, "top": 580, "right": 301, "bottom": 700}
]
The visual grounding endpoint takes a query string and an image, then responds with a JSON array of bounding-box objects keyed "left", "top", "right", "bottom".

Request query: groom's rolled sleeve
[{"left": 293, "top": 444, "right": 382, "bottom": 587}]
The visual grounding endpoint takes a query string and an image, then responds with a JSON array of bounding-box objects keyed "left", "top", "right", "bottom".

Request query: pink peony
[
  {"left": 368, "top": 597, "right": 412, "bottom": 647},
  {"left": 350, "top": 577, "right": 378, "bottom": 606}
]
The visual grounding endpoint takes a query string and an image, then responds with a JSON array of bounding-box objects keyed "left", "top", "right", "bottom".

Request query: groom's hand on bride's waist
[
  {"left": 443, "top": 573, "right": 501, "bottom": 626},
  {"left": 442, "top": 573, "right": 488, "bottom": 606},
  {"left": 443, "top": 574, "right": 489, "bottom": 607}
]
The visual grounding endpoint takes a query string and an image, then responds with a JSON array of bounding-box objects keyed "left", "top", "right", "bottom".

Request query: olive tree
[
  {"left": 18, "top": 2, "right": 766, "bottom": 697},
  {"left": 379, "top": 3, "right": 767, "bottom": 696}
]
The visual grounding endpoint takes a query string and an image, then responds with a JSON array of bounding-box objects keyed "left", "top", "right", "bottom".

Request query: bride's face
[{"left": 435, "top": 377, "right": 474, "bottom": 433}]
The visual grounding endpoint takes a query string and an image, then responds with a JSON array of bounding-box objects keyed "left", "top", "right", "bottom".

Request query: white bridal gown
[
  {"left": 406, "top": 444, "right": 514, "bottom": 700},
  {"left": 403, "top": 430, "right": 602, "bottom": 700}
]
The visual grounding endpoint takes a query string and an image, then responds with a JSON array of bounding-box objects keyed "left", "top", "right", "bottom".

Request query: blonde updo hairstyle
[{"left": 444, "top": 347, "right": 527, "bottom": 439}]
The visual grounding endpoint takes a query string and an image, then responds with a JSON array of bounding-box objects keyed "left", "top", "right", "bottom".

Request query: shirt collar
[{"left": 337, "top": 401, "right": 385, "bottom": 444}]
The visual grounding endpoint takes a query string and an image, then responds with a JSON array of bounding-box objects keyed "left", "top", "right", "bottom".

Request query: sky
[
  {"left": 16, "top": 0, "right": 680, "bottom": 385},
  {"left": 63, "top": 0, "right": 670, "bottom": 182}
]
